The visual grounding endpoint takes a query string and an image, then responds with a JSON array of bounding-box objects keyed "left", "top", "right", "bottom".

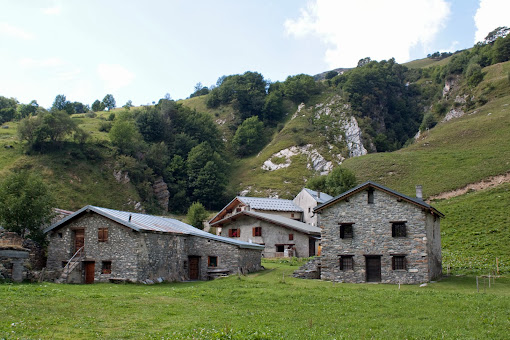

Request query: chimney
[
  {"left": 317, "top": 191, "right": 321, "bottom": 198},
  {"left": 129, "top": 214, "right": 132, "bottom": 222},
  {"left": 415, "top": 185, "right": 423, "bottom": 200}
]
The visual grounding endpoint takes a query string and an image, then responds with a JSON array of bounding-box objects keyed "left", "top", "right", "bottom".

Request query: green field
[{"left": 1, "top": 261, "right": 508, "bottom": 339}]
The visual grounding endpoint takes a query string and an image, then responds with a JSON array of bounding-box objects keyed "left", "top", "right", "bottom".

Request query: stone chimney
[
  {"left": 317, "top": 191, "right": 321, "bottom": 198},
  {"left": 415, "top": 185, "right": 423, "bottom": 200}
]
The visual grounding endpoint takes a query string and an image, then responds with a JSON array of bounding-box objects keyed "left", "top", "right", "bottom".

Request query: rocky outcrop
[
  {"left": 113, "top": 170, "right": 130, "bottom": 184},
  {"left": 342, "top": 116, "right": 368, "bottom": 157},
  {"left": 442, "top": 108, "right": 466, "bottom": 122},
  {"left": 153, "top": 177, "right": 170, "bottom": 212},
  {"left": 262, "top": 144, "right": 335, "bottom": 175}
]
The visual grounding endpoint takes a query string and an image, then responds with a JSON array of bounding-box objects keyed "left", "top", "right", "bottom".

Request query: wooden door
[
  {"left": 308, "top": 238, "right": 316, "bottom": 257},
  {"left": 74, "top": 229, "right": 84, "bottom": 252},
  {"left": 84, "top": 261, "right": 95, "bottom": 284},
  {"left": 366, "top": 256, "right": 381, "bottom": 282},
  {"left": 188, "top": 256, "right": 200, "bottom": 280}
]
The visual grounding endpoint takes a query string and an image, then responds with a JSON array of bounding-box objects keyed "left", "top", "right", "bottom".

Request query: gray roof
[
  {"left": 211, "top": 210, "right": 321, "bottom": 235},
  {"left": 237, "top": 196, "right": 303, "bottom": 212},
  {"left": 314, "top": 181, "right": 444, "bottom": 217},
  {"left": 303, "top": 188, "right": 334, "bottom": 203},
  {"left": 44, "top": 205, "right": 264, "bottom": 250}
]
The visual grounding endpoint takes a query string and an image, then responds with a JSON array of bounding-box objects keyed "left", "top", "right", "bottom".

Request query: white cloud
[
  {"left": 19, "top": 57, "right": 63, "bottom": 68},
  {"left": 42, "top": 5, "right": 62, "bottom": 15},
  {"left": 474, "top": 0, "right": 510, "bottom": 43},
  {"left": 97, "top": 64, "right": 135, "bottom": 92},
  {"left": 0, "top": 22, "right": 34, "bottom": 40},
  {"left": 285, "top": 0, "right": 450, "bottom": 68}
]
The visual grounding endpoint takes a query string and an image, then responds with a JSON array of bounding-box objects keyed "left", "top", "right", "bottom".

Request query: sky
[{"left": 1, "top": 0, "right": 509, "bottom": 108}]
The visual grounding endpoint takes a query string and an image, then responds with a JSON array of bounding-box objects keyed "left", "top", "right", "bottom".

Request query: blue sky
[{"left": 1, "top": 0, "right": 509, "bottom": 108}]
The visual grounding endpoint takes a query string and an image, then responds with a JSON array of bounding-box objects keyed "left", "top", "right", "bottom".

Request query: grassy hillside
[
  {"left": 435, "top": 183, "right": 510, "bottom": 274},
  {"left": 1, "top": 261, "right": 508, "bottom": 339}
]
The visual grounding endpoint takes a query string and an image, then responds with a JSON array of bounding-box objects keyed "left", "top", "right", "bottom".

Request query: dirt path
[{"left": 427, "top": 172, "right": 510, "bottom": 201}]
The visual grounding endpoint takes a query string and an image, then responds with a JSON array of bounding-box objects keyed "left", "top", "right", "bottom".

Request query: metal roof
[
  {"left": 44, "top": 205, "right": 264, "bottom": 250},
  {"left": 210, "top": 210, "right": 321, "bottom": 235},
  {"left": 237, "top": 196, "right": 303, "bottom": 212},
  {"left": 314, "top": 181, "right": 444, "bottom": 217},
  {"left": 303, "top": 188, "right": 334, "bottom": 204}
]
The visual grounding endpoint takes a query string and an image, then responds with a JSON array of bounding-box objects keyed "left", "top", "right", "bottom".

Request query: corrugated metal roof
[
  {"left": 314, "top": 181, "right": 444, "bottom": 217},
  {"left": 44, "top": 205, "right": 264, "bottom": 250},
  {"left": 237, "top": 196, "right": 303, "bottom": 212},
  {"left": 303, "top": 188, "right": 334, "bottom": 203}
]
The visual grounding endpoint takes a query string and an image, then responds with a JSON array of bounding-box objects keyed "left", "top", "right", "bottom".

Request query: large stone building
[
  {"left": 44, "top": 205, "right": 263, "bottom": 284},
  {"left": 315, "top": 181, "right": 443, "bottom": 284},
  {"left": 210, "top": 211, "right": 321, "bottom": 258}
]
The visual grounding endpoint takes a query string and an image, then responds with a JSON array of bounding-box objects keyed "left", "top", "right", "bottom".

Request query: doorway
[
  {"left": 308, "top": 238, "right": 316, "bottom": 256},
  {"left": 188, "top": 256, "right": 200, "bottom": 280},
  {"left": 74, "top": 229, "right": 84, "bottom": 252},
  {"left": 84, "top": 261, "right": 95, "bottom": 284},
  {"left": 365, "top": 256, "right": 381, "bottom": 282}
]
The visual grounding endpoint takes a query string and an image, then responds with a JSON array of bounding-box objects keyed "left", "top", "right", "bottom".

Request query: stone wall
[
  {"left": 319, "top": 189, "right": 441, "bottom": 284},
  {"left": 141, "top": 232, "right": 186, "bottom": 281},
  {"left": 219, "top": 215, "right": 314, "bottom": 257},
  {"left": 0, "top": 248, "right": 29, "bottom": 282}
]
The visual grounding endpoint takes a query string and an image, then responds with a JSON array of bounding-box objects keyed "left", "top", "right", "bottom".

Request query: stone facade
[
  {"left": 317, "top": 183, "right": 442, "bottom": 284},
  {"left": 216, "top": 213, "right": 320, "bottom": 258},
  {"left": 46, "top": 208, "right": 263, "bottom": 283}
]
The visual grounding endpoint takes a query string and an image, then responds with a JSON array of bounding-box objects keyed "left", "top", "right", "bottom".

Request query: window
[
  {"left": 58, "top": 233, "right": 63, "bottom": 238},
  {"left": 228, "top": 228, "right": 240, "bottom": 237},
  {"left": 368, "top": 188, "right": 374, "bottom": 204},
  {"left": 308, "top": 207, "right": 311, "bottom": 213},
  {"left": 339, "top": 255, "right": 354, "bottom": 270},
  {"left": 276, "top": 245, "right": 285, "bottom": 253},
  {"left": 236, "top": 207, "right": 242, "bottom": 212},
  {"left": 98, "top": 228, "right": 108, "bottom": 242},
  {"left": 289, "top": 233, "right": 294, "bottom": 241},
  {"left": 291, "top": 213, "right": 295, "bottom": 218},
  {"left": 252, "top": 227, "right": 262, "bottom": 237},
  {"left": 102, "top": 261, "right": 112, "bottom": 274},
  {"left": 340, "top": 223, "right": 353, "bottom": 239},
  {"left": 208, "top": 256, "right": 218, "bottom": 267},
  {"left": 392, "top": 256, "right": 406, "bottom": 270},
  {"left": 392, "top": 222, "right": 407, "bottom": 237}
]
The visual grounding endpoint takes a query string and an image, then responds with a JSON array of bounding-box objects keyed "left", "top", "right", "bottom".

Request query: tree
[
  {"left": 325, "top": 70, "right": 338, "bottom": 80},
  {"left": 102, "top": 94, "right": 116, "bottom": 111},
  {"left": 325, "top": 167, "right": 357, "bottom": 196},
  {"left": 123, "top": 100, "right": 134, "bottom": 110},
  {"left": 187, "top": 202, "right": 207, "bottom": 229},
  {"left": 232, "top": 116, "right": 264, "bottom": 156},
  {"left": 282, "top": 74, "right": 319, "bottom": 103},
  {"left": 51, "top": 94, "right": 75, "bottom": 115},
  {"left": 0, "top": 171, "right": 55, "bottom": 242},
  {"left": 0, "top": 96, "right": 18, "bottom": 123},
  {"left": 109, "top": 117, "right": 142, "bottom": 154},
  {"left": 91, "top": 99, "right": 105, "bottom": 112},
  {"left": 15, "top": 100, "right": 38, "bottom": 120}
]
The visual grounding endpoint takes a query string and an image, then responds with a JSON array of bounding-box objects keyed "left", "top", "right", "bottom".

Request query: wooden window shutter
[
  {"left": 229, "top": 229, "right": 233, "bottom": 237},
  {"left": 252, "top": 227, "right": 255, "bottom": 237}
]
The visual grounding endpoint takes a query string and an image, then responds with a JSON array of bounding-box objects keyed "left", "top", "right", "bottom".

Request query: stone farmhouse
[
  {"left": 315, "top": 181, "right": 443, "bottom": 284},
  {"left": 210, "top": 210, "right": 321, "bottom": 258},
  {"left": 293, "top": 188, "right": 333, "bottom": 226},
  {"left": 44, "top": 205, "right": 263, "bottom": 284}
]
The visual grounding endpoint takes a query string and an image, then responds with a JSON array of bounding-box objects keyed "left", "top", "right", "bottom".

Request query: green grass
[
  {"left": 1, "top": 262, "right": 509, "bottom": 339},
  {"left": 404, "top": 55, "right": 454, "bottom": 69},
  {"left": 434, "top": 183, "right": 510, "bottom": 274}
]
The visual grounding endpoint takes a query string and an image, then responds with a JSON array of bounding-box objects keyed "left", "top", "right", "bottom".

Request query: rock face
[
  {"left": 342, "top": 116, "right": 368, "bottom": 157},
  {"left": 153, "top": 177, "right": 170, "bottom": 212},
  {"left": 113, "top": 170, "right": 130, "bottom": 184},
  {"left": 262, "top": 144, "right": 334, "bottom": 175}
]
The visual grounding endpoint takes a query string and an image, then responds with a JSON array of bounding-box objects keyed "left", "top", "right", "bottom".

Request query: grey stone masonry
[{"left": 318, "top": 187, "right": 441, "bottom": 284}]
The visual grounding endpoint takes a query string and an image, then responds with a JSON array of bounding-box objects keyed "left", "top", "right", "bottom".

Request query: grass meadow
[{"left": 1, "top": 260, "right": 509, "bottom": 339}]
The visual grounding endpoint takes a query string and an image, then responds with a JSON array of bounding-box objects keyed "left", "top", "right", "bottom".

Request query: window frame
[
  {"left": 367, "top": 188, "right": 374, "bottom": 204},
  {"left": 288, "top": 233, "right": 294, "bottom": 241},
  {"left": 98, "top": 228, "right": 108, "bottom": 242},
  {"left": 392, "top": 222, "right": 407, "bottom": 237},
  {"left": 228, "top": 228, "right": 240, "bottom": 238},
  {"left": 208, "top": 256, "right": 218, "bottom": 268},
  {"left": 101, "top": 261, "right": 112, "bottom": 274},
  {"left": 252, "top": 227, "right": 262, "bottom": 237},
  {"left": 340, "top": 223, "right": 354, "bottom": 239},
  {"left": 339, "top": 255, "right": 354, "bottom": 271},
  {"left": 392, "top": 255, "right": 406, "bottom": 270}
]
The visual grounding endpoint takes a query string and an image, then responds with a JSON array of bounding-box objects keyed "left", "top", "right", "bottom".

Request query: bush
[
  {"left": 420, "top": 112, "right": 438, "bottom": 131},
  {"left": 187, "top": 202, "right": 207, "bottom": 229},
  {"left": 99, "top": 121, "right": 113, "bottom": 132},
  {"left": 85, "top": 111, "right": 97, "bottom": 118}
]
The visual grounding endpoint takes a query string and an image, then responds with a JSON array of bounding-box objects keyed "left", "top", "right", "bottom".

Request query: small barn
[
  {"left": 210, "top": 210, "right": 321, "bottom": 258},
  {"left": 315, "top": 181, "right": 443, "bottom": 284},
  {"left": 44, "top": 205, "right": 263, "bottom": 283}
]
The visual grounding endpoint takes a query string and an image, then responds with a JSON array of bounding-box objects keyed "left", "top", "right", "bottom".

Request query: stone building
[
  {"left": 44, "top": 205, "right": 263, "bottom": 284},
  {"left": 209, "top": 196, "right": 304, "bottom": 225},
  {"left": 293, "top": 188, "right": 333, "bottom": 226},
  {"left": 210, "top": 211, "right": 321, "bottom": 258},
  {"left": 315, "top": 181, "right": 443, "bottom": 284}
]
